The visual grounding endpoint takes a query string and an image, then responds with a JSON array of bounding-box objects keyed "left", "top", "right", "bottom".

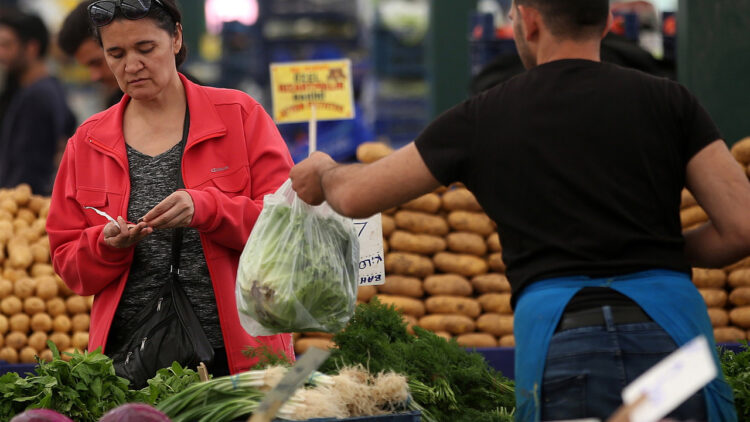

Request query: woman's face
[{"left": 99, "top": 18, "right": 181, "bottom": 101}]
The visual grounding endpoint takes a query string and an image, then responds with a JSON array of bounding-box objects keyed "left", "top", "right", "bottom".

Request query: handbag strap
[{"left": 170, "top": 105, "right": 190, "bottom": 282}]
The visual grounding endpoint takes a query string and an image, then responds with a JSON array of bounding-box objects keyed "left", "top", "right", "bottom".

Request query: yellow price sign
[{"left": 270, "top": 59, "right": 355, "bottom": 124}]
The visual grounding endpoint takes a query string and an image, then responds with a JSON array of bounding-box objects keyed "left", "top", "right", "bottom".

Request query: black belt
[{"left": 556, "top": 305, "right": 652, "bottom": 332}]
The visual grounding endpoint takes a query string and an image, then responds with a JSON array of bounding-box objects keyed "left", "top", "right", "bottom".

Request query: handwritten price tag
[{"left": 354, "top": 214, "right": 386, "bottom": 286}]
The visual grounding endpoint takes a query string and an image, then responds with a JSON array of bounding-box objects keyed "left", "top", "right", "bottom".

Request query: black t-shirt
[{"left": 415, "top": 59, "right": 721, "bottom": 305}]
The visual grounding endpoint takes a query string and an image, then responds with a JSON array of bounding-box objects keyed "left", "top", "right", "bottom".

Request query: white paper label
[
  {"left": 354, "top": 214, "right": 386, "bottom": 286},
  {"left": 622, "top": 335, "right": 717, "bottom": 422}
]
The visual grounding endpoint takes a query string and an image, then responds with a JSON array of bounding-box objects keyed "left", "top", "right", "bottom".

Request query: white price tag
[
  {"left": 354, "top": 214, "right": 386, "bottom": 286},
  {"left": 621, "top": 335, "right": 717, "bottom": 422}
]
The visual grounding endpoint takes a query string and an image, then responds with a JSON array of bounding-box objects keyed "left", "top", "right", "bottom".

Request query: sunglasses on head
[{"left": 88, "top": 0, "right": 170, "bottom": 27}]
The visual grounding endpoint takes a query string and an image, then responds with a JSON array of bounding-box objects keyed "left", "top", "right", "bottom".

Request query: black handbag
[{"left": 111, "top": 109, "right": 214, "bottom": 389}]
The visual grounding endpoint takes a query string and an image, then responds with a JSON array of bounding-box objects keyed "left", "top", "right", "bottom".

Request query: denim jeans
[{"left": 541, "top": 306, "right": 707, "bottom": 421}]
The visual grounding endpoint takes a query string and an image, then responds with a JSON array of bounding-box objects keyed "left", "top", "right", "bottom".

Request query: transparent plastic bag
[{"left": 236, "top": 179, "right": 360, "bottom": 336}]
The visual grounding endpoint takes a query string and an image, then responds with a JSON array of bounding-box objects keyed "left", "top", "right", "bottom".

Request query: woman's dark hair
[{"left": 91, "top": 0, "right": 187, "bottom": 67}]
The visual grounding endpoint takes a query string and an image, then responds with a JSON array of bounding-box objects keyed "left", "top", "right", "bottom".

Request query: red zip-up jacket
[{"left": 47, "top": 74, "right": 295, "bottom": 373}]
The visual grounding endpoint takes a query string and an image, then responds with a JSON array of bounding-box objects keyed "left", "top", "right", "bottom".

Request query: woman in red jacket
[{"left": 46, "top": 0, "right": 294, "bottom": 379}]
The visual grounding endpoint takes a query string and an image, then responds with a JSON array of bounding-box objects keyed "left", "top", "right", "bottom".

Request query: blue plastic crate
[{"left": 0, "top": 362, "right": 37, "bottom": 377}]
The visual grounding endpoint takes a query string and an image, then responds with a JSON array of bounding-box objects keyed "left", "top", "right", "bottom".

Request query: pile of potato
[{"left": 0, "top": 184, "right": 91, "bottom": 364}]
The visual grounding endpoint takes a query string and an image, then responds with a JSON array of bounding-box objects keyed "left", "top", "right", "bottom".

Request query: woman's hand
[
  {"left": 141, "top": 191, "right": 195, "bottom": 229},
  {"left": 103, "top": 217, "right": 152, "bottom": 248}
]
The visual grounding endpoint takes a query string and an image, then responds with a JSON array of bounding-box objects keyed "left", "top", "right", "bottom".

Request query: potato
[
  {"left": 35, "top": 276, "right": 58, "bottom": 300},
  {"left": 498, "top": 335, "right": 515, "bottom": 347},
  {"left": 698, "top": 288, "right": 728, "bottom": 307},
  {"left": 27, "top": 195, "right": 46, "bottom": 214},
  {"left": 13, "top": 277, "right": 35, "bottom": 299},
  {"left": 11, "top": 184, "right": 31, "bottom": 206},
  {"left": 66, "top": 296, "right": 88, "bottom": 314},
  {"left": 16, "top": 209, "right": 35, "bottom": 225},
  {"left": 357, "top": 285, "right": 377, "bottom": 303},
  {"left": 0, "top": 279, "right": 13, "bottom": 299},
  {"left": 402, "top": 314, "right": 418, "bottom": 335},
  {"left": 729, "top": 269, "right": 750, "bottom": 288},
  {"left": 731, "top": 137, "right": 750, "bottom": 164},
  {"left": 55, "top": 275, "right": 75, "bottom": 297},
  {"left": 478, "top": 293, "right": 512, "bottom": 314},
  {"left": 48, "top": 332, "right": 70, "bottom": 350},
  {"left": 680, "top": 189, "right": 697, "bottom": 209},
  {"left": 31, "top": 313, "right": 52, "bottom": 332},
  {"left": 39, "top": 348, "right": 53, "bottom": 362},
  {"left": 447, "top": 211, "right": 495, "bottom": 236},
  {"left": 29, "top": 244, "right": 49, "bottom": 264},
  {"left": 28, "top": 331, "right": 48, "bottom": 352},
  {"left": 374, "top": 295, "right": 426, "bottom": 317},
  {"left": 423, "top": 274, "right": 473, "bottom": 297},
  {"left": 726, "top": 257, "right": 750, "bottom": 272},
  {"left": 376, "top": 275, "right": 423, "bottom": 298},
  {"left": 7, "top": 238, "right": 32, "bottom": 269},
  {"left": 486, "top": 233, "right": 501, "bottom": 253},
  {"left": 0, "top": 209, "right": 11, "bottom": 222},
  {"left": 488, "top": 253, "right": 506, "bottom": 273},
  {"left": 9, "top": 313, "right": 29, "bottom": 333},
  {"left": 385, "top": 252, "right": 434, "bottom": 278},
  {"left": 425, "top": 296, "right": 481, "bottom": 318},
  {"left": 714, "top": 327, "right": 746, "bottom": 343},
  {"left": 472, "top": 273, "right": 511, "bottom": 294},
  {"left": 24, "top": 297, "right": 45, "bottom": 315},
  {"left": 3, "top": 268, "right": 27, "bottom": 282},
  {"left": 19, "top": 346, "right": 37, "bottom": 363},
  {"left": 476, "top": 313, "right": 514, "bottom": 337},
  {"left": 5, "top": 332, "right": 27, "bottom": 350},
  {"left": 292, "top": 332, "right": 302, "bottom": 342},
  {"left": 383, "top": 238, "right": 389, "bottom": 254},
  {"left": 53, "top": 315, "right": 72, "bottom": 333},
  {"left": 433, "top": 252, "right": 488, "bottom": 277},
  {"left": 707, "top": 308, "right": 729, "bottom": 328},
  {"left": 418, "top": 314, "right": 475, "bottom": 335},
  {"left": 730, "top": 287, "right": 750, "bottom": 306},
  {"left": 39, "top": 201, "right": 50, "bottom": 220},
  {"left": 1, "top": 295, "right": 22, "bottom": 315},
  {"left": 86, "top": 295, "right": 94, "bottom": 310},
  {"left": 30, "top": 263, "right": 55, "bottom": 277},
  {"left": 0, "top": 315, "right": 7, "bottom": 334},
  {"left": 730, "top": 307, "right": 750, "bottom": 329},
  {"left": 12, "top": 219, "right": 29, "bottom": 233},
  {"left": 0, "top": 220, "right": 12, "bottom": 242},
  {"left": 382, "top": 215, "right": 396, "bottom": 237},
  {"left": 680, "top": 206, "right": 707, "bottom": 228},
  {"left": 72, "top": 332, "right": 89, "bottom": 351},
  {"left": 0, "top": 198, "right": 17, "bottom": 215},
  {"left": 0, "top": 346, "right": 18, "bottom": 363},
  {"left": 303, "top": 331, "right": 334, "bottom": 340},
  {"left": 356, "top": 142, "right": 393, "bottom": 163},
  {"left": 455, "top": 333, "right": 497, "bottom": 348},
  {"left": 401, "top": 193, "right": 441, "bottom": 214},
  {"left": 441, "top": 188, "right": 482, "bottom": 212},
  {"left": 389, "top": 231, "right": 447, "bottom": 255},
  {"left": 433, "top": 331, "right": 452, "bottom": 341},
  {"left": 62, "top": 348, "right": 75, "bottom": 361},
  {"left": 446, "top": 232, "right": 486, "bottom": 256},
  {"left": 394, "top": 211, "right": 449, "bottom": 236},
  {"left": 294, "top": 338, "right": 335, "bottom": 355},
  {"left": 46, "top": 298, "right": 66, "bottom": 317},
  {"left": 692, "top": 268, "right": 726, "bottom": 289}
]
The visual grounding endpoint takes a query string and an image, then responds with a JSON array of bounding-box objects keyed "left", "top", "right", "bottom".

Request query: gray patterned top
[{"left": 107, "top": 141, "right": 224, "bottom": 349}]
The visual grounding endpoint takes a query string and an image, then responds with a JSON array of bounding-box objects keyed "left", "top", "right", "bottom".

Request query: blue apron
[{"left": 513, "top": 269, "right": 736, "bottom": 422}]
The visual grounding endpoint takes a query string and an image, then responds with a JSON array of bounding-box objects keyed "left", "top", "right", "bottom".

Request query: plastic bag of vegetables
[{"left": 236, "top": 180, "right": 359, "bottom": 336}]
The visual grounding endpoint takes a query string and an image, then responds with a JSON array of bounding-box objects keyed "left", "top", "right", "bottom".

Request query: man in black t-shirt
[{"left": 290, "top": 0, "right": 750, "bottom": 420}]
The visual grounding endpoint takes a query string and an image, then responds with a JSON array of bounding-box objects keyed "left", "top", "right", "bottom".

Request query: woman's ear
[{"left": 173, "top": 22, "right": 183, "bottom": 55}]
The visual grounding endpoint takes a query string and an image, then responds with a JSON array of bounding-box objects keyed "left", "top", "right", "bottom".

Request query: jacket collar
[{"left": 86, "top": 73, "right": 227, "bottom": 151}]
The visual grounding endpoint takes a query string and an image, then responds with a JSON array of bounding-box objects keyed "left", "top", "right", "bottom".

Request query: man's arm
[
  {"left": 684, "top": 140, "right": 750, "bottom": 267},
  {"left": 290, "top": 143, "right": 442, "bottom": 218}
]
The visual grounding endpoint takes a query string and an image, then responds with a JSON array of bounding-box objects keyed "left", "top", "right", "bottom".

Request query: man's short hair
[
  {"left": 58, "top": 1, "right": 95, "bottom": 57},
  {"left": 516, "top": 0, "right": 610, "bottom": 39},
  {"left": 0, "top": 10, "right": 49, "bottom": 58}
]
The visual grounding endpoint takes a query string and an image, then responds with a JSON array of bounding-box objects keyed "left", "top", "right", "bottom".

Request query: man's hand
[
  {"left": 290, "top": 151, "right": 338, "bottom": 205},
  {"left": 141, "top": 191, "right": 195, "bottom": 229},
  {"left": 103, "top": 217, "right": 152, "bottom": 248}
]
